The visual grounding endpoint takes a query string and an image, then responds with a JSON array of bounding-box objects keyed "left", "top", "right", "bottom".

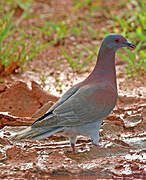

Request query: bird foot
[
  {"left": 91, "top": 140, "right": 100, "bottom": 147},
  {"left": 93, "top": 143, "right": 100, "bottom": 147}
]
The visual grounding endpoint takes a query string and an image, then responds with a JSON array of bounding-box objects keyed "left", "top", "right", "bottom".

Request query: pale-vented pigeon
[{"left": 11, "top": 34, "right": 136, "bottom": 151}]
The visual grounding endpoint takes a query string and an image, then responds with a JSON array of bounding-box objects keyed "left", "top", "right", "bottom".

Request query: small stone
[
  {"left": 0, "top": 84, "right": 6, "bottom": 92},
  {"left": 3, "top": 131, "right": 11, "bottom": 136},
  {"left": 0, "top": 137, "right": 10, "bottom": 145},
  {"left": 124, "top": 115, "right": 142, "bottom": 128}
]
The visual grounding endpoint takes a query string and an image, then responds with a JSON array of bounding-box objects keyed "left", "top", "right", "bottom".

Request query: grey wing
[
  {"left": 47, "top": 85, "right": 81, "bottom": 113},
  {"left": 32, "top": 85, "right": 80, "bottom": 124},
  {"left": 32, "top": 83, "right": 117, "bottom": 128}
]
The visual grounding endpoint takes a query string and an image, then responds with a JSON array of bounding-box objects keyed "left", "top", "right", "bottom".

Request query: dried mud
[{"left": 0, "top": 80, "right": 146, "bottom": 179}]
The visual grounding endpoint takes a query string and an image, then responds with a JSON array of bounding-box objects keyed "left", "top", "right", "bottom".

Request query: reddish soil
[
  {"left": 0, "top": 0, "right": 146, "bottom": 179},
  {"left": 0, "top": 80, "right": 145, "bottom": 179},
  {"left": 0, "top": 81, "right": 58, "bottom": 118}
]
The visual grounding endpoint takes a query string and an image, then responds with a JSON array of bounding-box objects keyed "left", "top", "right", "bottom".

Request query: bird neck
[{"left": 88, "top": 46, "right": 117, "bottom": 89}]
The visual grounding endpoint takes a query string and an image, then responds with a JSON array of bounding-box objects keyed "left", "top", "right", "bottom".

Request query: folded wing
[{"left": 32, "top": 83, "right": 117, "bottom": 128}]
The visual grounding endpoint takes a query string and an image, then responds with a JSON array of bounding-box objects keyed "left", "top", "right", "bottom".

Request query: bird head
[{"left": 102, "top": 34, "right": 136, "bottom": 52}]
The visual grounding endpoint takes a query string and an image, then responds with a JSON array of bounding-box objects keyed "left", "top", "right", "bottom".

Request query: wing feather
[{"left": 32, "top": 83, "right": 117, "bottom": 128}]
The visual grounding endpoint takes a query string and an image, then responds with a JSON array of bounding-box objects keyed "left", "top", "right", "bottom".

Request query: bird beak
[{"left": 125, "top": 41, "right": 136, "bottom": 48}]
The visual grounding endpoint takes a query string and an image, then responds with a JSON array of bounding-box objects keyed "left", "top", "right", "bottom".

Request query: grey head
[{"left": 101, "top": 34, "right": 136, "bottom": 52}]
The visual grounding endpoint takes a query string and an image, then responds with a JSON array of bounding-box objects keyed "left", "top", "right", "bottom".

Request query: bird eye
[{"left": 114, "top": 39, "right": 119, "bottom": 43}]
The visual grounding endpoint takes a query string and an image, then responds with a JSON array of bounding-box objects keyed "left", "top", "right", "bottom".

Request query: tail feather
[{"left": 10, "top": 126, "right": 64, "bottom": 141}]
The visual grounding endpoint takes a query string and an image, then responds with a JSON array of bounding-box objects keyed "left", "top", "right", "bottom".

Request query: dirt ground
[
  {"left": 0, "top": 80, "right": 145, "bottom": 179},
  {"left": 0, "top": 0, "right": 146, "bottom": 179}
]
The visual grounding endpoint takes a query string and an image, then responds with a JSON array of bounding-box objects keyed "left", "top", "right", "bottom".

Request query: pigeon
[{"left": 11, "top": 34, "right": 136, "bottom": 151}]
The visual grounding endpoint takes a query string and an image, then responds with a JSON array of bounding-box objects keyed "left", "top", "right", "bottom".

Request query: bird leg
[
  {"left": 92, "top": 143, "right": 100, "bottom": 147},
  {"left": 69, "top": 136, "right": 77, "bottom": 152},
  {"left": 71, "top": 143, "right": 75, "bottom": 152},
  {"left": 91, "top": 139, "right": 100, "bottom": 147}
]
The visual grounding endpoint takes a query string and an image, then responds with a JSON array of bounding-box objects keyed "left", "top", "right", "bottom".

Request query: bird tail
[{"left": 10, "top": 126, "right": 64, "bottom": 141}]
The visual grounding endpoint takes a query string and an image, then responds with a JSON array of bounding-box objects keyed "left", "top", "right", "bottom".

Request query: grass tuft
[{"left": 0, "top": 10, "right": 47, "bottom": 75}]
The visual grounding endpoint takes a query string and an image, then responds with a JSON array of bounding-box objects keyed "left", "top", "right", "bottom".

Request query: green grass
[
  {"left": 35, "top": 20, "right": 69, "bottom": 45},
  {"left": 79, "top": 0, "right": 146, "bottom": 76},
  {"left": 118, "top": 42, "right": 145, "bottom": 75},
  {"left": 78, "top": 0, "right": 145, "bottom": 75},
  {"left": 0, "top": 10, "right": 47, "bottom": 75},
  {"left": 73, "top": 0, "right": 92, "bottom": 11},
  {"left": 106, "top": 0, "right": 146, "bottom": 75},
  {"left": 35, "top": 19, "right": 83, "bottom": 46},
  {"left": 0, "top": 0, "right": 145, "bottom": 76},
  {"left": 0, "top": 0, "right": 34, "bottom": 21},
  {"left": 61, "top": 45, "right": 97, "bottom": 72}
]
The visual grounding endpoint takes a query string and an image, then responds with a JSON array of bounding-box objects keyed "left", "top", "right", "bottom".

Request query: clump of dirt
[
  {"left": 0, "top": 81, "right": 59, "bottom": 128},
  {"left": 0, "top": 91, "right": 145, "bottom": 179},
  {"left": 0, "top": 83, "right": 6, "bottom": 92},
  {"left": 0, "top": 81, "right": 58, "bottom": 118}
]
